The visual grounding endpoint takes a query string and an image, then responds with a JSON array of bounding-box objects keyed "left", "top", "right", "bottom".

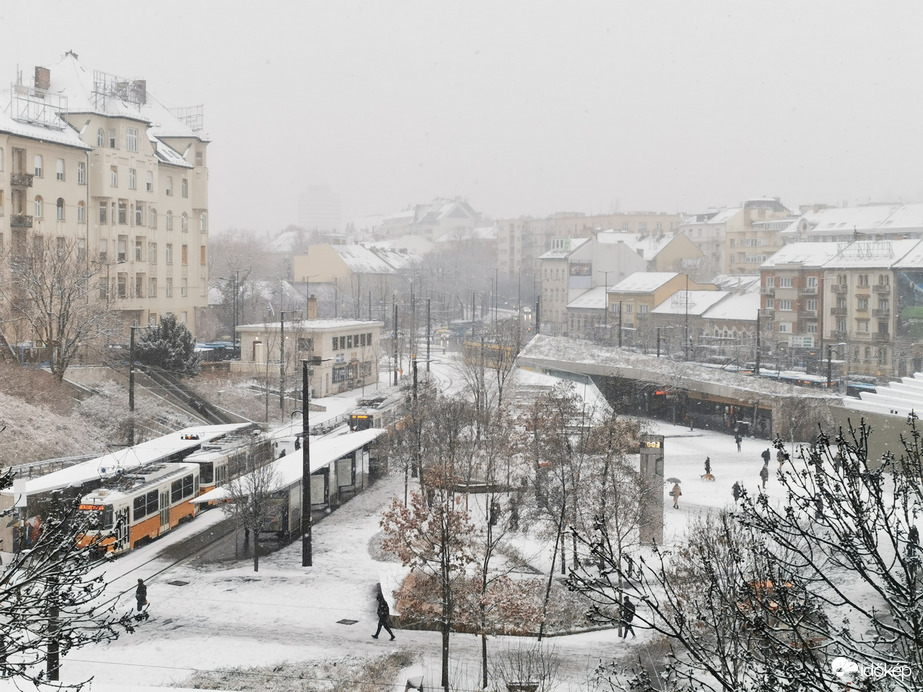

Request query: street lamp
[
  {"left": 220, "top": 269, "right": 250, "bottom": 357},
  {"left": 301, "top": 355, "right": 325, "bottom": 567}
]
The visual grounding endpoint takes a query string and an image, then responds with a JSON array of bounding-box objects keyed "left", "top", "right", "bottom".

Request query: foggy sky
[{"left": 3, "top": 1, "right": 923, "bottom": 232}]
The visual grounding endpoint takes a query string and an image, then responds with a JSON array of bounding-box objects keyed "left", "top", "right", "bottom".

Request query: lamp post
[
  {"left": 128, "top": 324, "right": 151, "bottom": 446},
  {"left": 220, "top": 269, "right": 249, "bottom": 357},
  {"left": 301, "top": 356, "right": 324, "bottom": 567}
]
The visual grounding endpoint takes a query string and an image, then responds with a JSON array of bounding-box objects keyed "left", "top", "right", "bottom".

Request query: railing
[
  {"left": 831, "top": 284, "right": 848, "bottom": 294},
  {"left": 10, "top": 214, "right": 33, "bottom": 228},
  {"left": 761, "top": 287, "right": 775, "bottom": 296},
  {"left": 873, "top": 332, "right": 890, "bottom": 343},
  {"left": 830, "top": 307, "right": 847, "bottom": 316},
  {"left": 798, "top": 310, "right": 817, "bottom": 319},
  {"left": 10, "top": 172, "right": 33, "bottom": 187},
  {"left": 799, "top": 286, "right": 818, "bottom": 295},
  {"left": 873, "top": 284, "right": 891, "bottom": 293},
  {"left": 872, "top": 308, "right": 890, "bottom": 318},
  {"left": 832, "top": 331, "right": 848, "bottom": 341}
]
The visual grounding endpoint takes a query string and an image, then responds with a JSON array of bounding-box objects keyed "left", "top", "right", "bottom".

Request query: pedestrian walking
[
  {"left": 735, "top": 432, "right": 742, "bottom": 452},
  {"left": 704, "top": 457, "right": 711, "bottom": 476},
  {"left": 372, "top": 592, "right": 395, "bottom": 641},
  {"left": 135, "top": 578, "right": 149, "bottom": 620},
  {"left": 761, "top": 448, "right": 771, "bottom": 464},
  {"left": 732, "top": 481, "right": 742, "bottom": 501},
  {"left": 759, "top": 463, "right": 769, "bottom": 489},
  {"left": 670, "top": 483, "right": 682, "bottom": 509},
  {"left": 620, "top": 595, "right": 637, "bottom": 638}
]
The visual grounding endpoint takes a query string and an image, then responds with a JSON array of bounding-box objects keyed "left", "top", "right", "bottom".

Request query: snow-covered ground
[{"left": 5, "top": 359, "right": 793, "bottom": 691}]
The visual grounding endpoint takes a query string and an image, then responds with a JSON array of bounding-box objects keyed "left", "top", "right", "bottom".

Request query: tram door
[
  {"left": 159, "top": 489, "right": 170, "bottom": 535},
  {"left": 115, "top": 508, "right": 130, "bottom": 551}
]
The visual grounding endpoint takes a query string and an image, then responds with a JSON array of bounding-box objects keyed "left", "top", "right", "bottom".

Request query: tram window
[
  {"left": 200, "top": 462, "right": 214, "bottom": 484},
  {"left": 133, "top": 496, "right": 146, "bottom": 520},
  {"left": 145, "top": 490, "right": 158, "bottom": 515},
  {"left": 183, "top": 474, "right": 194, "bottom": 498},
  {"left": 171, "top": 479, "right": 183, "bottom": 503}
]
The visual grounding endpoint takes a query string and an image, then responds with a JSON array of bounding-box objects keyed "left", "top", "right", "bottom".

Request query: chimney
[{"left": 34, "top": 66, "right": 50, "bottom": 91}]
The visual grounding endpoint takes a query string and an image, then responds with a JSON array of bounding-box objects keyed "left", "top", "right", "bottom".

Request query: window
[
  {"left": 149, "top": 242, "right": 157, "bottom": 263},
  {"left": 638, "top": 304, "right": 648, "bottom": 315},
  {"left": 150, "top": 208, "right": 157, "bottom": 229},
  {"left": 166, "top": 278, "right": 173, "bottom": 297},
  {"left": 108, "top": 128, "right": 116, "bottom": 148},
  {"left": 56, "top": 198, "right": 65, "bottom": 221},
  {"left": 117, "top": 272, "right": 127, "bottom": 298},
  {"left": 332, "top": 337, "right": 338, "bottom": 350},
  {"left": 778, "top": 323, "right": 789, "bottom": 333},
  {"left": 118, "top": 200, "right": 127, "bottom": 225},
  {"left": 806, "top": 298, "right": 817, "bottom": 311},
  {"left": 56, "top": 158, "right": 65, "bottom": 181},
  {"left": 34, "top": 195, "right": 43, "bottom": 218},
  {"left": 166, "top": 177, "right": 173, "bottom": 196},
  {"left": 181, "top": 212, "right": 188, "bottom": 231},
  {"left": 298, "top": 337, "right": 314, "bottom": 351},
  {"left": 0, "top": 190, "right": 3, "bottom": 216},
  {"left": 77, "top": 238, "right": 86, "bottom": 261},
  {"left": 779, "top": 277, "right": 793, "bottom": 288},
  {"left": 97, "top": 128, "right": 105, "bottom": 147},
  {"left": 766, "top": 276, "right": 775, "bottom": 288},
  {"left": 135, "top": 237, "right": 144, "bottom": 261},
  {"left": 837, "top": 319, "right": 847, "bottom": 332},
  {"left": 806, "top": 276, "right": 817, "bottom": 288},
  {"left": 779, "top": 299, "right": 793, "bottom": 311},
  {"left": 77, "top": 161, "right": 86, "bottom": 185},
  {"left": 166, "top": 211, "right": 173, "bottom": 230},
  {"left": 117, "top": 236, "right": 127, "bottom": 262},
  {"left": 146, "top": 171, "right": 153, "bottom": 192},
  {"left": 129, "top": 168, "right": 136, "bottom": 190},
  {"left": 133, "top": 496, "right": 147, "bottom": 521},
  {"left": 135, "top": 202, "right": 144, "bottom": 226},
  {"left": 878, "top": 298, "right": 890, "bottom": 311},
  {"left": 135, "top": 274, "right": 144, "bottom": 298},
  {"left": 126, "top": 127, "right": 138, "bottom": 152},
  {"left": 181, "top": 178, "right": 188, "bottom": 198},
  {"left": 98, "top": 239, "right": 108, "bottom": 262},
  {"left": 149, "top": 277, "right": 157, "bottom": 297},
  {"left": 110, "top": 166, "right": 118, "bottom": 187},
  {"left": 181, "top": 244, "right": 188, "bottom": 265},
  {"left": 857, "top": 297, "right": 868, "bottom": 311},
  {"left": 181, "top": 277, "right": 188, "bottom": 297},
  {"left": 165, "top": 243, "right": 173, "bottom": 264},
  {"left": 34, "top": 155, "right": 43, "bottom": 178},
  {"left": 199, "top": 212, "right": 207, "bottom": 232},
  {"left": 98, "top": 201, "right": 108, "bottom": 224},
  {"left": 767, "top": 298, "right": 774, "bottom": 309},
  {"left": 0, "top": 147, "right": 4, "bottom": 171},
  {"left": 200, "top": 246, "right": 206, "bottom": 265},
  {"left": 347, "top": 335, "right": 353, "bottom": 348}
]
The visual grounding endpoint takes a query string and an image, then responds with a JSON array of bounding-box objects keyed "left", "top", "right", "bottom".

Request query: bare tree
[
  {"left": 0, "top": 470, "right": 137, "bottom": 687},
  {"left": 222, "top": 439, "right": 280, "bottom": 572},
  {"left": 0, "top": 232, "right": 113, "bottom": 381}
]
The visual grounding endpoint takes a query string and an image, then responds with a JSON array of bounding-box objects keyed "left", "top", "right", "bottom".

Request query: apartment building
[
  {"left": 822, "top": 239, "right": 923, "bottom": 378},
  {"left": 0, "top": 52, "right": 210, "bottom": 344},
  {"left": 725, "top": 199, "right": 795, "bottom": 275}
]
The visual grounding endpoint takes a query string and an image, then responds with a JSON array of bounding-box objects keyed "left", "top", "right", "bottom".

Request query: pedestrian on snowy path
[
  {"left": 670, "top": 483, "right": 682, "bottom": 509},
  {"left": 620, "top": 595, "right": 636, "bottom": 638},
  {"left": 135, "top": 579, "right": 149, "bottom": 621},
  {"left": 759, "top": 463, "right": 769, "bottom": 489},
  {"left": 761, "top": 448, "right": 771, "bottom": 464},
  {"left": 372, "top": 592, "right": 395, "bottom": 641},
  {"left": 735, "top": 433, "right": 742, "bottom": 452},
  {"left": 704, "top": 457, "right": 711, "bottom": 476},
  {"left": 732, "top": 481, "right": 742, "bottom": 501}
]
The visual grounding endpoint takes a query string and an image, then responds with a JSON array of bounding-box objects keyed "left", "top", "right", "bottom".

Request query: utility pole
[
  {"left": 392, "top": 299, "right": 399, "bottom": 386},
  {"left": 128, "top": 325, "right": 142, "bottom": 446},
  {"left": 426, "top": 297, "right": 431, "bottom": 372},
  {"left": 279, "top": 311, "right": 287, "bottom": 413},
  {"left": 618, "top": 301, "right": 623, "bottom": 348},
  {"left": 302, "top": 358, "right": 315, "bottom": 567},
  {"left": 755, "top": 309, "right": 761, "bottom": 376}
]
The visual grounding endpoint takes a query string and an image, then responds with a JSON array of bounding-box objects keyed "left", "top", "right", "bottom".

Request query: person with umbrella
[{"left": 668, "top": 479, "right": 682, "bottom": 509}]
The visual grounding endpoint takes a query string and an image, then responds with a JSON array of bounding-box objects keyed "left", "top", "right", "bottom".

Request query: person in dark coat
[
  {"left": 704, "top": 457, "right": 711, "bottom": 476},
  {"left": 135, "top": 579, "right": 148, "bottom": 618},
  {"left": 759, "top": 463, "right": 769, "bottom": 489},
  {"left": 372, "top": 592, "right": 395, "bottom": 640},
  {"left": 735, "top": 433, "right": 742, "bottom": 452},
  {"left": 620, "top": 595, "right": 636, "bottom": 638},
  {"left": 732, "top": 481, "right": 742, "bottom": 501},
  {"left": 761, "top": 448, "right": 771, "bottom": 464}
]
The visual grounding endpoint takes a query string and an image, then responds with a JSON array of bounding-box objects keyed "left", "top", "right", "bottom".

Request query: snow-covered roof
[
  {"left": 651, "top": 290, "right": 729, "bottom": 316},
  {"left": 367, "top": 246, "right": 421, "bottom": 270},
  {"left": 892, "top": 239, "right": 923, "bottom": 268},
  {"left": 841, "top": 372, "right": 923, "bottom": 420},
  {"left": 696, "top": 207, "right": 742, "bottom": 225},
  {"left": 434, "top": 225, "right": 497, "bottom": 244},
  {"left": 0, "top": 104, "right": 91, "bottom": 150},
  {"left": 194, "top": 428, "right": 385, "bottom": 503},
  {"left": 365, "top": 236, "right": 434, "bottom": 256},
  {"left": 334, "top": 245, "right": 397, "bottom": 274},
  {"left": 761, "top": 242, "right": 843, "bottom": 268},
  {"left": 539, "top": 237, "right": 590, "bottom": 259},
  {"left": 711, "top": 274, "right": 761, "bottom": 293},
  {"left": 566, "top": 286, "right": 608, "bottom": 310},
  {"left": 5, "top": 424, "right": 251, "bottom": 498},
  {"left": 701, "top": 292, "right": 760, "bottom": 322},
  {"left": 788, "top": 204, "right": 923, "bottom": 238},
  {"left": 237, "top": 318, "right": 381, "bottom": 332},
  {"left": 823, "top": 239, "right": 922, "bottom": 269},
  {"left": 610, "top": 271, "right": 679, "bottom": 293},
  {"left": 597, "top": 231, "right": 674, "bottom": 259}
]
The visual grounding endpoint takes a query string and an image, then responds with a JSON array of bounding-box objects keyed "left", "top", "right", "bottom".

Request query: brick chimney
[{"left": 34, "top": 66, "right": 50, "bottom": 91}]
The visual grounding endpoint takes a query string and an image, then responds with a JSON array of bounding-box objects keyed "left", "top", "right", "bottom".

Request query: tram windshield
[
  {"left": 78, "top": 503, "right": 114, "bottom": 530},
  {"left": 200, "top": 461, "right": 214, "bottom": 484}
]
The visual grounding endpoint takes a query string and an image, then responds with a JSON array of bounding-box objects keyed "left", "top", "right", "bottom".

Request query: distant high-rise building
[{"left": 298, "top": 185, "right": 341, "bottom": 233}]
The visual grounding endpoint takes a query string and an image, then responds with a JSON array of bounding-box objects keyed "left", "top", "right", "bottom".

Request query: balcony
[
  {"left": 873, "top": 284, "right": 891, "bottom": 294},
  {"left": 10, "top": 214, "right": 33, "bottom": 228},
  {"left": 872, "top": 308, "right": 890, "bottom": 318},
  {"left": 10, "top": 172, "right": 33, "bottom": 187},
  {"left": 799, "top": 286, "right": 818, "bottom": 295},
  {"left": 831, "top": 284, "right": 848, "bottom": 294},
  {"left": 832, "top": 331, "right": 848, "bottom": 341},
  {"left": 873, "top": 332, "right": 890, "bottom": 343},
  {"left": 830, "top": 306, "right": 847, "bottom": 316},
  {"left": 798, "top": 310, "right": 817, "bottom": 320},
  {"left": 761, "top": 287, "right": 775, "bottom": 296}
]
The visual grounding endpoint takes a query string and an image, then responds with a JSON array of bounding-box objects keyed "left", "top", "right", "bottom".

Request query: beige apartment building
[{"left": 0, "top": 52, "right": 209, "bottom": 347}]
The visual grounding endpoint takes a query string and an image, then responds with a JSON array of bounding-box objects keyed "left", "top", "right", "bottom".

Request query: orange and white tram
[{"left": 76, "top": 462, "right": 200, "bottom": 554}]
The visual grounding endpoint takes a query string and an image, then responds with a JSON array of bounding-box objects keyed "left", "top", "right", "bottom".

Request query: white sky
[{"left": 4, "top": 1, "right": 923, "bottom": 231}]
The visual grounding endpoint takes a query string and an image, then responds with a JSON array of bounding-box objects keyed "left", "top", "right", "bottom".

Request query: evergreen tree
[{"left": 135, "top": 314, "right": 201, "bottom": 375}]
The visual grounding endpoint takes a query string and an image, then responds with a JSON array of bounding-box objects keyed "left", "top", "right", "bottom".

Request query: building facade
[{"left": 0, "top": 53, "right": 210, "bottom": 344}]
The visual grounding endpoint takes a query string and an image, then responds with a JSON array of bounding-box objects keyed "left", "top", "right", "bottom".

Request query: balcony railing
[
  {"left": 798, "top": 310, "right": 818, "bottom": 319},
  {"left": 10, "top": 172, "right": 33, "bottom": 187},
  {"left": 830, "top": 306, "right": 847, "bottom": 316},
  {"left": 873, "top": 332, "right": 890, "bottom": 343},
  {"left": 873, "top": 284, "right": 891, "bottom": 294},
  {"left": 11, "top": 214, "right": 33, "bottom": 228},
  {"left": 872, "top": 308, "right": 890, "bottom": 318},
  {"left": 832, "top": 331, "right": 848, "bottom": 341},
  {"left": 799, "top": 286, "right": 818, "bottom": 295},
  {"left": 761, "top": 287, "right": 775, "bottom": 296},
  {"left": 831, "top": 284, "right": 848, "bottom": 294}
]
